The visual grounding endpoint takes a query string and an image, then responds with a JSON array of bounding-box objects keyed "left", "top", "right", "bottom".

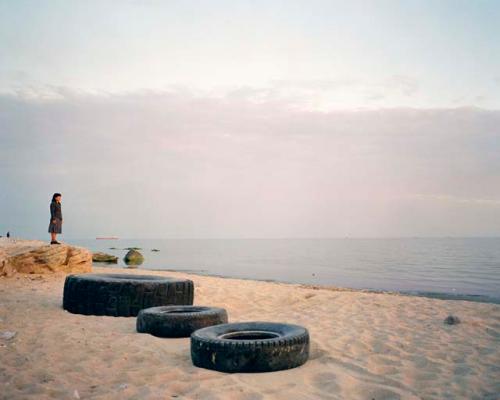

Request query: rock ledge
[{"left": 0, "top": 239, "right": 92, "bottom": 276}]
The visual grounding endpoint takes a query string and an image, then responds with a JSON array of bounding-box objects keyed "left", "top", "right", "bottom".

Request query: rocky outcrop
[
  {"left": 92, "top": 252, "right": 118, "bottom": 263},
  {"left": 0, "top": 239, "right": 92, "bottom": 276},
  {"left": 0, "top": 248, "right": 15, "bottom": 277}
]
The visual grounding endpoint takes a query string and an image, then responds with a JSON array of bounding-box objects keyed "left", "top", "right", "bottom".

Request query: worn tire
[
  {"left": 191, "top": 322, "right": 309, "bottom": 372},
  {"left": 137, "top": 306, "right": 228, "bottom": 337},
  {"left": 63, "top": 274, "right": 194, "bottom": 317}
]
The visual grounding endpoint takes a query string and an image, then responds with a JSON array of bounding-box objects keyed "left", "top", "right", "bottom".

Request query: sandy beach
[
  {"left": 2, "top": 0, "right": 500, "bottom": 398},
  {"left": 0, "top": 265, "right": 498, "bottom": 400}
]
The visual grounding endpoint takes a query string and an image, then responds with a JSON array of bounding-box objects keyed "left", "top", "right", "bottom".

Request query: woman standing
[{"left": 48, "top": 193, "right": 63, "bottom": 244}]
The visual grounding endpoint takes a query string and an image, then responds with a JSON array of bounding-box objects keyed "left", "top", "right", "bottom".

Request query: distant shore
[{"left": 1, "top": 265, "right": 499, "bottom": 399}]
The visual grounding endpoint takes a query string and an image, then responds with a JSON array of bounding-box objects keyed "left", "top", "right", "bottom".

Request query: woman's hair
[{"left": 51, "top": 193, "right": 62, "bottom": 202}]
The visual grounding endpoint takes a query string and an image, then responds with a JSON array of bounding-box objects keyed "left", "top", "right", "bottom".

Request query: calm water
[{"left": 68, "top": 238, "right": 500, "bottom": 304}]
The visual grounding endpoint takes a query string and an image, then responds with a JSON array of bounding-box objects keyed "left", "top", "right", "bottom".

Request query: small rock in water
[
  {"left": 92, "top": 252, "right": 118, "bottom": 263},
  {"left": 124, "top": 249, "right": 144, "bottom": 265},
  {"left": 0, "top": 331, "right": 17, "bottom": 340},
  {"left": 151, "top": 248, "right": 160, "bottom": 252},
  {"left": 444, "top": 315, "right": 460, "bottom": 325}
]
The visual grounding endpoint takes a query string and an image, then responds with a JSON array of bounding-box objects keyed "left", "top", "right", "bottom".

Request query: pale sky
[
  {"left": 0, "top": 0, "right": 499, "bottom": 238},
  {"left": 1, "top": 0, "right": 500, "bottom": 109}
]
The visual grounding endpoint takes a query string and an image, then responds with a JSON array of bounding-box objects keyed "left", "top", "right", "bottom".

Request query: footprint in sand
[
  {"left": 365, "top": 387, "right": 402, "bottom": 400},
  {"left": 233, "top": 393, "right": 264, "bottom": 400},
  {"left": 311, "top": 372, "right": 340, "bottom": 393}
]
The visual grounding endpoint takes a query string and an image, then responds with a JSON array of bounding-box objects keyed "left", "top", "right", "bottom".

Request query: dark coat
[{"left": 48, "top": 201, "right": 63, "bottom": 233}]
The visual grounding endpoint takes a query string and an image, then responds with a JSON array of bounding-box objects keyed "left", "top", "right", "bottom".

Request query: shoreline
[
  {"left": 1, "top": 266, "right": 499, "bottom": 399},
  {"left": 109, "top": 264, "right": 500, "bottom": 305},
  {"left": 2, "top": 237, "right": 497, "bottom": 304},
  {"left": 65, "top": 237, "right": 500, "bottom": 306}
]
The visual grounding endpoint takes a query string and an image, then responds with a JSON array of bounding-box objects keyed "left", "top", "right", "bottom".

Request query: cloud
[
  {"left": 1, "top": 89, "right": 499, "bottom": 238},
  {"left": 264, "top": 75, "right": 419, "bottom": 109}
]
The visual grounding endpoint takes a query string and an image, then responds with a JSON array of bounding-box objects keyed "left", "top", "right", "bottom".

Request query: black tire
[
  {"left": 191, "top": 322, "right": 309, "bottom": 373},
  {"left": 137, "top": 306, "right": 228, "bottom": 337},
  {"left": 63, "top": 274, "right": 194, "bottom": 317}
]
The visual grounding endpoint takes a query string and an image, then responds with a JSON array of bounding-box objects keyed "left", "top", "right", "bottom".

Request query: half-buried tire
[
  {"left": 63, "top": 274, "right": 194, "bottom": 317},
  {"left": 191, "top": 322, "right": 309, "bottom": 372},
  {"left": 137, "top": 306, "right": 228, "bottom": 337}
]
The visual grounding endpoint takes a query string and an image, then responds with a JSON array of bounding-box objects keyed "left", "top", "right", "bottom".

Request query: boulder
[
  {"left": 0, "top": 239, "right": 92, "bottom": 276},
  {"left": 124, "top": 249, "right": 144, "bottom": 265},
  {"left": 92, "top": 252, "right": 118, "bottom": 263}
]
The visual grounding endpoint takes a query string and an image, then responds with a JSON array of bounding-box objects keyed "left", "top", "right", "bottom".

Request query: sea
[{"left": 67, "top": 237, "right": 500, "bottom": 304}]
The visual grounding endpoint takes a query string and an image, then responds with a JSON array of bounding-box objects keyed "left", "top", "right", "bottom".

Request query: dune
[{"left": 0, "top": 266, "right": 498, "bottom": 399}]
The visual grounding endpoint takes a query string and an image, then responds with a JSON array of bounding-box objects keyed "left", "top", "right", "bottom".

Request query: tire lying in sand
[
  {"left": 63, "top": 274, "right": 194, "bottom": 317},
  {"left": 191, "top": 322, "right": 309, "bottom": 372},
  {"left": 137, "top": 305, "right": 228, "bottom": 337}
]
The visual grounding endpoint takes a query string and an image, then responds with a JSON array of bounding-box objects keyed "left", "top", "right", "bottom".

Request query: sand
[{"left": 0, "top": 266, "right": 499, "bottom": 400}]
